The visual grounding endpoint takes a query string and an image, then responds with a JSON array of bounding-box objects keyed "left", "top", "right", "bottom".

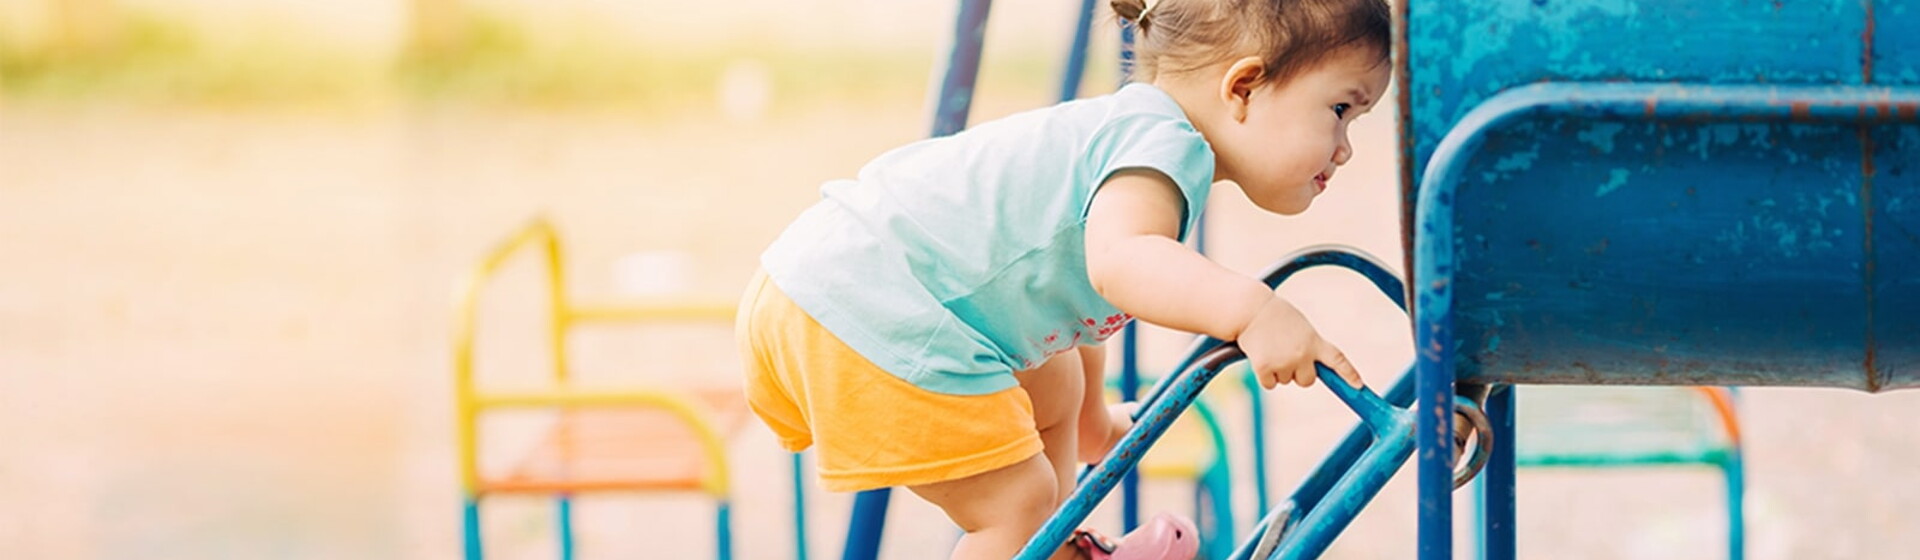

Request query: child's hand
[
  {"left": 1237, "top": 296, "right": 1362, "bottom": 390},
  {"left": 1078, "top": 402, "right": 1137, "bottom": 464}
]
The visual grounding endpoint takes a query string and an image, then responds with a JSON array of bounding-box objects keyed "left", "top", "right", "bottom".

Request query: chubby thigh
[{"left": 738, "top": 272, "right": 1053, "bottom": 492}]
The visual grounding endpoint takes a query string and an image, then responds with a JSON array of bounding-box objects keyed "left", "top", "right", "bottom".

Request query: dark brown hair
[{"left": 1110, "top": 0, "right": 1390, "bottom": 85}]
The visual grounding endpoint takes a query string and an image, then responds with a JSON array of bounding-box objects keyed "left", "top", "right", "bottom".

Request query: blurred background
[{"left": 2, "top": 1, "right": 1917, "bottom": 559}]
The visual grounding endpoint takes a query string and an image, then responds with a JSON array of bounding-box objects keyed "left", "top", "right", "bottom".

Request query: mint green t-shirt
[{"left": 761, "top": 83, "right": 1215, "bottom": 396}]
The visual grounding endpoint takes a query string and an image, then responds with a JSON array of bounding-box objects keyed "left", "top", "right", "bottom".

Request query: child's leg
[
  {"left": 907, "top": 455, "right": 1065, "bottom": 560},
  {"left": 908, "top": 351, "right": 1088, "bottom": 560},
  {"left": 1018, "top": 349, "right": 1090, "bottom": 507},
  {"left": 1072, "top": 344, "right": 1140, "bottom": 464}
]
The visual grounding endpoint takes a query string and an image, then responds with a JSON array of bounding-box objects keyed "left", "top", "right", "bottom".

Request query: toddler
[{"left": 738, "top": 0, "right": 1392, "bottom": 557}]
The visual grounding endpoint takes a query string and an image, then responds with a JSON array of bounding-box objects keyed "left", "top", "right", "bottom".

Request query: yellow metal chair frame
[{"left": 453, "top": 217, "right": 741, "bottom": 560}]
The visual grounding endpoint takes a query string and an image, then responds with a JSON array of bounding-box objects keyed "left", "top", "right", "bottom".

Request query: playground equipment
[
  {"left": 1472, "top": 385, "right": 1745, "bottom": 558},
  {"left": 1132, "top": 387, "right": 1238, "bottom": 560},
  {"left": 833, "top": 0, "right": 1917, "bottom": 557},
  {"left": 1034, "top": 0, "right": 1920, "bottom": 558},
  {"left": 453, "top": 218, "right": 804, "bottom": 560},
  {"left": 835, "top": 2, "right": 1252, "bottom": 556},
  {"left": 1403, "top": 1, "right": 1918, "bottom": 557}
]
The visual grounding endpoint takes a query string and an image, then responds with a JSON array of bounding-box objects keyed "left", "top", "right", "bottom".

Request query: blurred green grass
[
  {"left": 0, "top": 8, "right": 1068, "bottom": 113},
  {"left": 0, "top": 11, "right": 383, "bottom": 107}
]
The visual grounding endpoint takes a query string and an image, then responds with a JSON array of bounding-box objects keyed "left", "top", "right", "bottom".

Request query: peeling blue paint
[
  {"left": 1594, "top": 168, "right": 1632, "bottom": 197},
  {"left": 1576, "top": 122, "right": 1626, "bottom": 153},
  {"left": 1403, "top": 9, "right": 1920, "bottom": 554},
  {"left": 1491, "top": 144, "right": 1541, "bottom": 173}
]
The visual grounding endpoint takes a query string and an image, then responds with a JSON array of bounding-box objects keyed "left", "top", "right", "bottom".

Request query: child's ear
[{"left": 1218, "top": 56, "right": 1266, "bottom": 122}]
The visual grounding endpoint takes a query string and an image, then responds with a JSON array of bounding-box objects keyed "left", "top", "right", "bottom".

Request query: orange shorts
[{"left": 735, "top": 271, "right": 1043, "bottom": 492}]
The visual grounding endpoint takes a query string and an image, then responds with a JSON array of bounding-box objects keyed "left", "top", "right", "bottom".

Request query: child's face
[{"left": 1214, "top": 48, "right": 1392, "bottom": 215}]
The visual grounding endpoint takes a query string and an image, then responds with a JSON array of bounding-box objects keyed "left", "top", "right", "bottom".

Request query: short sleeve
[{"left": 1080, "top": 111, "right": 1217, "bottom": 241}]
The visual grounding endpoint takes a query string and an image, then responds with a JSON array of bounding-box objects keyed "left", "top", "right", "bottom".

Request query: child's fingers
[
  {"left": 1292, "top": 362, "right": 1317, "bottom": 388},
  {"left": 1318, "top": 341, "right": 1364, "bottom": 388},
  {"left": 1258, "top": 366, "right": 1282, "bottom": 390}
]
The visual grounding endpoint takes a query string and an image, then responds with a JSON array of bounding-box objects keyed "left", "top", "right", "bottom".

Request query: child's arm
[
  {"left": 1084, "top": 169, "right": 1363, "bottom": 389},
  {"left": 1074, "top": 344, "right": 1133, "bottom": 463}
]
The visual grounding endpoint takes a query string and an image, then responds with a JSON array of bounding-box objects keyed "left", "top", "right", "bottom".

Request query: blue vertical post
[
  {"left": 793, "top": 453, "right": 810, "bottom": 560},
  {"left": 463, "top": 497, "right": 483, "bottom": 560},
  {"left": 1120, "top": 323, "right": 1142, "bottom": 532},
  {"left": 1245, "top": 371, "right": 1272, "bottom": 515},
  {"left": 1115, "top": 15, "right": 1143, "bottom": 534},
  {"left": 1726, "top": 451, "right": 1746, "bottom": 560},
  {"left": 1414, "top": 207, "right": 1456, "bottom": 558},
  {"left": 718, "top": 501, "right": 735, "bottom": 560},
  {"left": 1057, "top": 0, "right": 1098, "bottom": 103},
  {"left": 842, "top": 490, "right": 891, "bottom": 560},
  {"left": 1414, "top": 299, "right": 1455, "bottom": 558},
  {"left": 556, "top": 495, "right": 576, "bottom": 560},
  {"left": 929, "top": 0, "right": 994, "bottom": 138},
  {"left": 1482, "top": 386, "right": 1516, "bottom": 560},
  {"left": 842, "top": 2, "right": 993, "bottom": 558}
]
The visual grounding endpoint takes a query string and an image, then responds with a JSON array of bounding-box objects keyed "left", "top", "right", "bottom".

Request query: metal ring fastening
[{"left": 1451, "top": 398, "right": 1495, "bottom": 490}]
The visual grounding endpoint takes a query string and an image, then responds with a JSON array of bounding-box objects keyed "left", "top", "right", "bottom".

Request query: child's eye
[{"left": 1333, "top": 103, "right": 1352, "bottom": 118}]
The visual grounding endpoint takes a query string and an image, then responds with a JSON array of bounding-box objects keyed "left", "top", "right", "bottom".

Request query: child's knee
[
  {"left": 1016, "top": 353, "right": 1088, "bottom": 431},
  {"left": 912, "top": 454, "right": 1059, "bottom": 532}
]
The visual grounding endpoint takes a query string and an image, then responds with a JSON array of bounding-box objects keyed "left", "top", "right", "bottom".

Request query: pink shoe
[{"left": 1070, "top": 513, "right": 1200, "bottom": 560}]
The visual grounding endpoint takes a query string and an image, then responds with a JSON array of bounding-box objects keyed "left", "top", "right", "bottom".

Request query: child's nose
[{"left": 1332, "top": 136, "right": 1353, "bottom": 166}]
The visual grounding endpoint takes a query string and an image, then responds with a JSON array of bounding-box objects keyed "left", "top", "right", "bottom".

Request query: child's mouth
[{"left": 1313, "top": 173, "right": 1329, "bottom": 193}]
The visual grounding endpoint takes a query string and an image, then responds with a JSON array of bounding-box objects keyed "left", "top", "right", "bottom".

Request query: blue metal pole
[
  {"left": 1278, "top": 368, "right": 1417, "bottom": 519},
  {"left": 1121, "top": 323, "right": 1141, "bottom": 531},
  {"left": 557, "top": 495, "right": 575, "bottom": 560},
  {"left": 841, "top": 490, "right": 891, "bottom": 560},
  {"left": 462, "top": 496, "right": 483, "bottom": 560},
  {"left": 1202, "top": 462, "right": 1235, "bottom": 560},
  {"left": 1114, "top": 17, "right": 1145, "bottom": 526},
  {"left": 1015, "top": 346, "right": 1246, "bottom": 560},
  {"left": 842, "top": 3, "right": 995, "bottom": 557},
  {"left": 1271, "top": 403, "right": 1418, "bottom": 560},
  {"left": 718, "top": 501, "right": 735, "bottom": 560},
  {"left": 1059, "top": 248, "right": 1408, "bottom": 559},
  {"left": 1414, "top": 82, "right": 1920, "bottom": 559},
  {"left": 1187, "top": 398, "right": 1236, "bottom": 559},
  {"left": 1058, "top": 0, "right": 1097, "bottom": 103},
  {"left": 1166, "top": 246, "right": 1408, "bottom": 527},
  {"left": 1410, "top": 242, "right": 1456, "bottom": 560},
  {"left": 1727, "top": 451, "right": 1746, "bottom": 560},
  {"left": 1482, "top": 386, "right": 1516, "bottom": 560},
  {"left": 1724, "top": 389, "right": 1744, "bottom": 560},
  {"left": 1244, "top": 370, "right": 1272, "bottom": 516},
  {"left": 929, "top": 0, "right": 994, "bottom": 138},
  {"left": 793, "top": 453, "right": 810, "bottom": 560}
]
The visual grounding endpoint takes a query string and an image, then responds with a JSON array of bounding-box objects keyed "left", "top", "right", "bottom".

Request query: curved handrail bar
[
  {"left": 1017, "top": 344, "right": 1247, "bottom": 559},
  {"left": 1140, "top": 245, "right": 1407, "bottom": 413},
  {"left": 1412, "top": 82, "right": 1920, "bottom": 558}
]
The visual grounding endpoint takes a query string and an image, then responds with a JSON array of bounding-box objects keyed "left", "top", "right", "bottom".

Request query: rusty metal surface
[{"left": 1404, "top": 1, "right": 1918, "bottom": 391}]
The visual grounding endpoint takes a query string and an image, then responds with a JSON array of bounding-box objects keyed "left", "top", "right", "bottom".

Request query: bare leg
[
  {"left": 908, "top": 351, "right": 1088, "bottom": 560},
  {"left": 1021, "top": 349, "right": 1087, "bottom": 505}
]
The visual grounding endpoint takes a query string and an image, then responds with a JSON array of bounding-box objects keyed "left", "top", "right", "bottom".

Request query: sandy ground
[{"left": 4, "top": 57, "right": 1920, "bottom": 560}]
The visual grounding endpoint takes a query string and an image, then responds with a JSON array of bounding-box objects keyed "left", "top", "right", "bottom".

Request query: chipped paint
[
  {"left": 1576, "top": 122, "right": 1627, "bottom": 153},
  {"left": 1866, "top": 0, "right": 1878, "bottom": 83},
  {"left": 1594, "top": 168, "right": 1632, "bottom": 197},
  {"left": 1403, "top": 5, "right": 1920, "bottom": 558}
]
